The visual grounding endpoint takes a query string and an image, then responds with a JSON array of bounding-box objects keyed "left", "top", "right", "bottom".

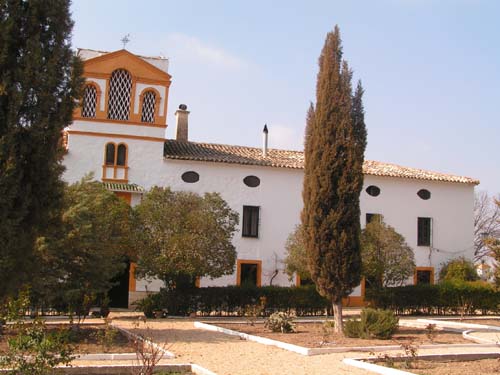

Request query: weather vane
[{"left": 121, "top": 34, "right": 131, "bottom": 49}]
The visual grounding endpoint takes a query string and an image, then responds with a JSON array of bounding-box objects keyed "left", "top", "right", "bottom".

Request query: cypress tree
[
  {"left": 302, "top": 26, "right": 367, "bottom": 334},
  {"left": 0, "top": 0, "right": 83, "bottom": 298}
]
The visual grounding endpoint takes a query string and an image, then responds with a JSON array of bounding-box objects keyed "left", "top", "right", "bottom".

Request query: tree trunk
[{"left": 333, "top": 300, "right": 344, "bottom": 335}]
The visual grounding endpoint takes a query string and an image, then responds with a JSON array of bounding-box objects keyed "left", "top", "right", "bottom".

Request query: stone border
[
  {"left": 343, "top": 352, "right": 500, "bottom": 375},
  {"left": 416, "top": 318, "right": 500, "bottom": 331},
  {"left": 10, "top": 363, "right": 218, "bottom": 374},
  {"left": 110, "top": 323, "right": 176, "bottom": 359},
  {"left": 195, "top": 321, "right": 499, "bottom": 356}
]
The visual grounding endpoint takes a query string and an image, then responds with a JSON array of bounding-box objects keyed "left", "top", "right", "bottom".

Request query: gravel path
[{"left": 110, "top": 316, "right": 500, "bottom": 375}]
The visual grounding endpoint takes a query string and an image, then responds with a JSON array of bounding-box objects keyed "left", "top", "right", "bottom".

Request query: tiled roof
[
  {"left": 164, "top": 140, "right": 479, "bottom": 185},
  {"left": 103, "top": 182, "right": 145, "bottom": 193}
]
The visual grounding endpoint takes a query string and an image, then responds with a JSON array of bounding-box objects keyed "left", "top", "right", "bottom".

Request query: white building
[{"left": 63, "top": 49, "right": 479, "bottom": 307}]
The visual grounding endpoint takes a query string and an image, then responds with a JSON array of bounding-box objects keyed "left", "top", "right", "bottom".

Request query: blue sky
[{"left": 71, "top": 0, "right": 499, "bottom": 195}]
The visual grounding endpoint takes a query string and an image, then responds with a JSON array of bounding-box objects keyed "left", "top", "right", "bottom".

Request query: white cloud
[
  {"left": 268, "top": 124, "right": 304, "bottom": 151},
  {"left": 165, "top": 33, "right": 248, "bottom": 70}
]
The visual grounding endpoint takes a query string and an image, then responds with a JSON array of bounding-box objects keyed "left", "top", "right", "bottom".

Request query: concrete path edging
[
  {"left": 343, "top": 358, "right": 416, "bottom": 375},
  {"left": 195, "top": 321, "right": 497, "bottom": 356}
]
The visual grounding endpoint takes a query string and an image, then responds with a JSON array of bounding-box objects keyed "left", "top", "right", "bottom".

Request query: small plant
[
  {"left": 243, "top": 297, "right": 266, "bottom": 326},
  {"left": 425, "top": 323, "right": 437, "bottom": 343},
  {"left": 264, "top": 312, "right": 296, "bottom": 333},
  {"left": 93, "top": 318, "right": 117, "bottom": 352},
  {"left": 344, "top": 308, "right": 398, "bottom": 339},
  {"left": 320, "top": 320, "right": 335, "bottom": 346},
  {"left": 130, "top": 326, "right": 169, "bottom": 375},
  {"left": 0, "top": 318, "right": 75, "bottom": 375},
  {"left": 398, "top": 339, "right": 419, "bottom": 369}
]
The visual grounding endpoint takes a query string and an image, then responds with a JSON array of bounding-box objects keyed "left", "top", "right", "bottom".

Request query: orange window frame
[
  {"left": 414, "top": 267, "right": 435, "bottom": 285},
  {"left": 236, "top": 259, "right": 262, "bottom": 287},
  {"left": 102, "top": 142, "right": 129, "bottom": 182}
]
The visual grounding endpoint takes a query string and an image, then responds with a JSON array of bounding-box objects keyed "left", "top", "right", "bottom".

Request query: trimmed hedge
[
  {"left": 135, "top": 285, "right": 330, "bottom": 317},
  {"left": 366, "top": 281, "right": 500, "bottom": 315}
]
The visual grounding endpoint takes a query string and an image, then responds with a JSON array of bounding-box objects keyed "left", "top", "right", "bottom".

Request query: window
[
  {"left": 116, "top": 144, "right": 127, "bottom": 166},
  {"left": 417, "top": 189, "right": 431, "bottom": 200},
  {"left": 296, "top": 275, "right": 314, "bottom": 286},
  {"left": 237, "top": 260, "right": 262, "bottom": 287},
  {"left": 141, "top": 90, "right": 156, "bottom": 123},
  {"left": 417, "top": 217, "right": 432, "bottom": 246},
  {"left": 414, "top": 267, "right": 434, "bottom": 285},
  {"left": 366, "top": 213, "right": 382, "bottom": 225},
  {"left": 105, "top": 143, "right": 115, "bottom": 165},
  {"left": 107, "top": 69, "right": 132, "bottom": 121},
  {"left": 242, "top": 206, "right": 259, "bottom": 238},
  {"left": 82, "top": 84, "right": 97, "bottom": 118},
  {"left": 181, "top": 171, "right": 199, "bottom": 183},
  {"left": 243, "top": 175, "right": 260, "bottom": 188},
  {"left": 366, "top": 185, "right": 381, "bottom": 197}
]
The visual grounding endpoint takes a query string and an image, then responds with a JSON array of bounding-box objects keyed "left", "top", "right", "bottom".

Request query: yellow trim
[
  {"left": 414, "top": 267, "right": 435, "bottom": 285},
  {"left": 138, "top": 87, "right": 164, "bottom": 125},
  {"left": 129, "top": 262, "right": 136, "bottom": 292},
  {"left": 236, "top": 259, "right": 262, "bottom": 287},
  {"left": 195, "top": 277, "right": 201, "bottom": 288},
  {"left": 68, "top": 130, "right": 165, "bottom": 142},
  {"left": 73, "top": 117, "right": 167, "bottom": 128}
]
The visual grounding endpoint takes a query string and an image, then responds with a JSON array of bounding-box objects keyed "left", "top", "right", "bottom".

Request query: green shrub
[
  {"left": 264, "top": 312, "right": 296, "bottom": 333},
  {"left": 344, "top": 308, "right": 398, "bottom": 339},
  {"left": 135, "top": 285, "right": 329, "bottom": 317},
  {"left": 366, "top": 282, "right": 500, "bottom": 315}
]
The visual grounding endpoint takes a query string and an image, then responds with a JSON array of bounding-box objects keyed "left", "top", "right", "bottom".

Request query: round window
[
  {"left": 243, "top": 175, "right": 260, "bottom": 188},
  {"left": 366, "top": 185, "right": 381, "bottom": 197},
  {"left": 417, "top": 189, "right": 431, "bottom": 200},
  {"left": 181, "top": 171, "right": 199, "bottom": 183}
]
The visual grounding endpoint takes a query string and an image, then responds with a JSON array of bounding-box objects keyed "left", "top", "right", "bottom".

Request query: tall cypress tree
[
  {"left": 302, "top": 26, "right": 367, "bottom": 334},
  {"left": 0, "top": 0, "right": 83, "bottom": 298}
]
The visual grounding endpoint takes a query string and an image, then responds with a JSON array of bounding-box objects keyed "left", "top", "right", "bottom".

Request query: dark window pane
[
  {"left": 366, "top": 185, "right": 381, "bottom": 197},
  {"left": 105, "top": 143, "right": 115, "bottom": 165},
  {"left": 181, "top": 171, "right": 199, "bottom": 183},
  {"left": 117, "top": 144, "right": 127, "bottom": 166},
  {"left": 417, "top": 189, "right": 431, "bottom": 200},
  {"left": 299, "top": 277, "right": 314, "bottom": 286},
  {"left": 417, "top": 217, "right": 431, "bottom": 246},
  {"left": 243, "top": 175, "right": 260, "bottom": 188},
  {"left": 240, "top": 263, "right": 258, "bottom": 286},
  {"left": 242, "top": 206, "right": 259, "bottom": 237},
  {"left": 416, "top": 270, "right": 431, "bottom": 284}
]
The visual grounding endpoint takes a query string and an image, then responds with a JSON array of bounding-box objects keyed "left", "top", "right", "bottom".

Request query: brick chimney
[{"left": 175, "top": 104, "right": 190, "bottom": 142}]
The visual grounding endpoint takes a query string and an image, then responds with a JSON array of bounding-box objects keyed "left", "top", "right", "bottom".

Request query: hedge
[
  {"left": 366, "top": 281, "right": 500, "bottom": 315},
  {"left": 134, "top": 285, "right": 330, "bottom": 317}
]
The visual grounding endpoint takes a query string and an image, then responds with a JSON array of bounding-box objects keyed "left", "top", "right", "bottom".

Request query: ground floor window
[
  {"left": 414, "top": 267, "right": 434, "bottom": 285},
  {"left": 295, "top": 275, "right": 314, "bottom": 286},
  {"left": 237, "top": 260, "right": 262, "bottom": 287}
]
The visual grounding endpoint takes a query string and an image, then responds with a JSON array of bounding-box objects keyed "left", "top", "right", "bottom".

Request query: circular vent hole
[
  {"left": 181, "top": 171, "right": 199, "bottom": 183},
  {"left": 417, "top": 189, "right": 431, "bottom": 200},
  {"left": 243, "top": 175, "right": 260, "bottom": 188},
  {"left": 366, "top": 185, "right": 381, "bottom": 197}
]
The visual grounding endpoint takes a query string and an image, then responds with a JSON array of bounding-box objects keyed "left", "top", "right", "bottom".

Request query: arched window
[
  {"left": 82, "top": 84, "right": 97, "bottom": 118},
  {"left": 104, "top": 143, "right": 127, "bottom": 166},
  {"left": 141, "top": 90, "right": 156, "bottom": 123},
  {"left": 107, "top": 69, "right": 132, "bottom": 121},
  {"left": 117, "top": 144, "right": 127, "bottom": 166},
  {"left": 105, "top": 143, "right": 115, "bottom": 165}
]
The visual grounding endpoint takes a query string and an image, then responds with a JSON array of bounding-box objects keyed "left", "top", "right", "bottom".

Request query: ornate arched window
[
  {"left": 141, "top": 90, "right": 156, "bottom": 123},
  {"left": 107, "top": 69, "right": 132, "bottom": 121},
  {"left": 82, "top": 84, "right": 97, "bottom": 118}
]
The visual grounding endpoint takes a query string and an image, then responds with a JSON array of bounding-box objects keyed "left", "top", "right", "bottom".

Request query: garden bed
[
  {"left": 216, "top": 322, "right": 470, "bottom": 348},
  {"left": 395, "top": 358, "right": 500, "bottom": 375},
  {"left": 0, "top": 324, "right": 134, "bottom": 354},
  {"left": 444, "top": 319, "right": 500, "bottom": 327}
]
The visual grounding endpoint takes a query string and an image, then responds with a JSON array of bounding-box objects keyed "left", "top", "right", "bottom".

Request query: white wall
[{"left": 63, "top": 133, "right": 476, "bottom": 296}]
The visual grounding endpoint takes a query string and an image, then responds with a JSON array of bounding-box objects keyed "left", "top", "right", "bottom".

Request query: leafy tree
[
  {"left": 283, "top": 225, "right": 310, "bottom": 281},
  {"left": 134, "top": 187, "right": 239, "bottom": 288},
  {"left": 0, "top": 0, "right": 83, "bottom": 298},
  {"left": 302, "top": 26, "right": 367, "bottom": 334},
  {"left": 486, "top": 237, "right": 500, "bottom": 286},
  {"left": 361, "top": 220, "right": 415, "bottom": 289},
  {"left": 35, "top": 176, "right": 133, "bottom": 317},
  {"left": 438, "top": 257, "right": 479, "bottom": 283}
]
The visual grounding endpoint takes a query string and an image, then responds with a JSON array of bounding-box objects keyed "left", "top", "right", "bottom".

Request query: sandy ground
[{"left": 109, "top": 317, "right": 500, "bottom": 375}]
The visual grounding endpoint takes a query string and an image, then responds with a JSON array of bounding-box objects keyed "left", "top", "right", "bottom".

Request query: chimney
[
  {"left": 175, "top": 104, "right": 190, "bottom": 142},
  {"left": 262, "top": 124, "right": 268, "bottom": 157}
]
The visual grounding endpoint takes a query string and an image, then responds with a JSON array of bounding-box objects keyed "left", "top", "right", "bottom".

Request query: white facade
[{"left": 63, "top": 49, "right": 478, "bottom": 306}]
